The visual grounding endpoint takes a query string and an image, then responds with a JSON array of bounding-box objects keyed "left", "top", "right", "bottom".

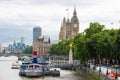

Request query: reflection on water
[{"left": 0, "top": 61, "right": 82, "bottom": 80}]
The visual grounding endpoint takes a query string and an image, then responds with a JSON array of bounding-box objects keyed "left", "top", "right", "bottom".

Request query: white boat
[
  {"left": 50, "top": 68, "right": 60, "bottom": 76},
  {"left": 11, "top": 61, "right": 21, "bottom": 69},
  {"left": 25, "top": 64, "right": 43, "bottom": 77}
]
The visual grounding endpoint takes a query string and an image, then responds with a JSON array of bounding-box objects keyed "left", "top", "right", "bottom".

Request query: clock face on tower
[{"left": 74, "top": 24, "right": 77, "bottom": 28}]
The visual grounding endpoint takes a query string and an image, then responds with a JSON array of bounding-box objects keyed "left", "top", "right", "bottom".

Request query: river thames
[{"left": 0, "top": 60, "right": 84, "bottom": 80}]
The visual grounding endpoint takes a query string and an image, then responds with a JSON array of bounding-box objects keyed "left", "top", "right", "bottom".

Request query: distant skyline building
[
  {"left": 21, "top": 37, "right": 24, "bottom": 44},
  {"left": 59, "top": 7, "right": 79, "bottom": 40},
  {"left": 33, "top": 26, "right": 42, "bottom": 42},
  {"left": 3, "top": 37, "right": 27, "bottom": 54}
]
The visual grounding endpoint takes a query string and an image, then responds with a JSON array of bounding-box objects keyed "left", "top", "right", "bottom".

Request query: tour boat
[
  {"left": 25, "top": 63, "right": 43, "bottom": 77},
  {"left": 19, "top": 50, "right": 61, "bottom": 77}
]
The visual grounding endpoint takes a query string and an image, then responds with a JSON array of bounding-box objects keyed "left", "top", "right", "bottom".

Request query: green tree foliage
[
  {"left": 49, "top": 39, "right": 71, "bottom": 55},
  {"left": 112, "top": 29, "right": 120, "bottom": 60},
  {"left": 24, "top": 46, "right": 33, "bottom": 54},
  {"left": 85, "top": 22, "right": 104, "bottom": 38},
  {"left": 49, "top": 44, "right": 58, "bottom": 55},
  {"left": 73, "top": 34, "right": 90, "bottom": 63}
]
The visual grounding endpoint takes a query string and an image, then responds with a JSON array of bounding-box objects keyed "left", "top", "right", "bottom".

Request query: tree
[
  {"left": 49, "top": 44, "right": 58, "bottom": 55},
  {"left": 85, "top": 22, "right": 104, "bottom": 38},
  {"left": 49, "top": 39, "right": 72, "bottom": 55},
  {"left": 113, "top": 29, "right": 120, "bottom": 61},
  {"left": 73, "top": 33, "right": 90, "bottom": 63},
  {"left": 24, "top": 46, "right": 33, "bottom": 54}
]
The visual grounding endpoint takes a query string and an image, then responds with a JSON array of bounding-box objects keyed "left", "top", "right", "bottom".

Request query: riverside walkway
[{"left": 85, "top": 64, "right": 119, "bottom": 80}]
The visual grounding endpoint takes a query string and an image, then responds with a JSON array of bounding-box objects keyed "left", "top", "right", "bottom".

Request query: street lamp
[
  {"left": 98, "top": 64, "right": 101, "bottom": 78},
  {"left": 106, "top": 62, "right": 109, "bottom": 78}
]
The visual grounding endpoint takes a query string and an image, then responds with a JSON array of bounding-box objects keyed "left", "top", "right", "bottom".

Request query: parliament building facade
[{"left": 59, "top": 7, "right": 79, "bottom": 40}]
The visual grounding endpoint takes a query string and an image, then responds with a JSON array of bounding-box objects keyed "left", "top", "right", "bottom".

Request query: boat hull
[
  {"left": 11, "top": 66, "right": 20, "bottom": 69},
  {"left": 26, "top": 72, "right": 43, "bottom": 77}
]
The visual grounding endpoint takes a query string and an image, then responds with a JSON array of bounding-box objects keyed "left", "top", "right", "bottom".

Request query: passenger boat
[
  {"left": 18, "top": 50, "right": 61, "bottom": 77},
  {"left": 25, "top": 63, "right": 43, "bottom": 77},
  {"left": 11, "top": 61, "right": 21, "bottom": 69}
]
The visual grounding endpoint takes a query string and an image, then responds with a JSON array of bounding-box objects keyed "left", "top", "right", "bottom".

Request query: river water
[{"left": 0, "top": 61, "right": 83, "bottom": 80}]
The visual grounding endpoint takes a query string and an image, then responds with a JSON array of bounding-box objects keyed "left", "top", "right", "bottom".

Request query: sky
[{"left": 0, "top": 0, "right": 120, "bottom": 46}]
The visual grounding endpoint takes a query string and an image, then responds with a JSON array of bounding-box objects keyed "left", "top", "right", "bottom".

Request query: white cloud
[{"left": 0, "top": 0, "right": 120, "bottom": 46}]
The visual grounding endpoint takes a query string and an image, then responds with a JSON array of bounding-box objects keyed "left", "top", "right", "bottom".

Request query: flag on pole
[{"left": 66, "top": 9, "right": 69, "bottom": 18}]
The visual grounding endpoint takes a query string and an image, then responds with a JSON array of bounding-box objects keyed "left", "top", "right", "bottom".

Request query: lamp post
[
  {"left": 98, "top": 64, "right": 101, "bottom": 78},
  {"left": 106, "top": 62, "right": 109, "bottom": 79}
]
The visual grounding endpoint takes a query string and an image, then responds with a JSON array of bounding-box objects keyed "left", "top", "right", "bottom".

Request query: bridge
[{"left": 0, "top": 53, "right": 32, "bottom": 57}]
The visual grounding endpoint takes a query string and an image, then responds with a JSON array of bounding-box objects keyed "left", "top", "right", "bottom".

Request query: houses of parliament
[{"left": 59, "top": 7, "right": 79, "bottom": 40}]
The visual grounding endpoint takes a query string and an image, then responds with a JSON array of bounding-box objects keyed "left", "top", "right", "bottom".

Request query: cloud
[
  {"left": 0, "top": 21, "right": 33, "bottom": 44},
  {"left": 0, "top": 0, "right": 120, "bottom": 46},
  {"left": 0, "top": 0, "right": 99, "bottom": 6}
]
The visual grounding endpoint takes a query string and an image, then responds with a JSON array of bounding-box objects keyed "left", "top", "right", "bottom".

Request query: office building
[{"left": 33, "top": 26, "right": 42, "bottom": 42}]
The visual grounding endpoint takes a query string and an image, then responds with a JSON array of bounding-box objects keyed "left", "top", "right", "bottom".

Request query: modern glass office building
[{"left": 33, "top": 26, "right": 42, "bottom": 42}]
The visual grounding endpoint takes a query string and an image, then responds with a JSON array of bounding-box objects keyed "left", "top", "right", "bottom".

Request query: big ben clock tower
[
  {"left": 59, "top": 6, "right": 79, "bottom": 40},
  {"left": 71, "top": 7, "right": 79, "bottom": 38}
]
